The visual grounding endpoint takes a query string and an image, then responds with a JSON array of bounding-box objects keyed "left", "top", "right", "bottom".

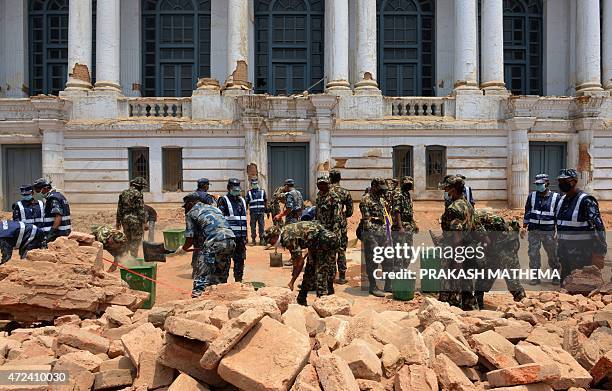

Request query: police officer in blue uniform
[
  {"left": 32, "top": 178, "right": 71, "bottom": 242},
  {"left": 12, "top": 185, "right": 44, "bottom": 228},
  {"left": 555, "top": 169, "right": 607, "bottom": 285},
  {"left": 0, "top": 220, "right": 46, "bottom": 262},
  {"left": 522, "top": 174, "right": 561, "bottom": 285},
  {"left": 195, "top": 178, "right": 217, "bottom": 206},
  {"left": 245, "top": 178, "right": 268, "bottom": 245},
  {"left": 217, "top": 178, "right": 248, "bottom": 282}
]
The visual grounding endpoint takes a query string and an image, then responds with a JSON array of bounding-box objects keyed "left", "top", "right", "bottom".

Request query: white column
[
  {"left": 42, "top": 127, "right": 65, "bottom": 191},
  {"left": 120, "top": 0, "right": 141, "bottom": 96},
  {"left": 603, "top": 0, "right": 612, "bottom": 91},
  {"left": 226, "top": 0, "right": 250, "bottom": 90},
  {"left": 508, "top": 119, "right": 532, "bottom": 208},
  {"left": 95, "top": 0, "right": 121, "bottom": 92},
  {"left": 480, "top": 0, "right": 506, "bottom": 92},
  {"left": 454, "top": 0, "right": 479, "bottom": 90},
  {"left": 576, "top": 0, "right": 604, "bottom": 95},
  {"left": 65, "top": 0, "right": 93, "bottom": 91},
  {"left": 325, "top": 0, "right": 350, "bottom": 92},
  {"left": 1, "top": 0, "right": 28, "bottom": 97},
  {"left": 354, "top": 0, "right": 378, "bottom": 92}
]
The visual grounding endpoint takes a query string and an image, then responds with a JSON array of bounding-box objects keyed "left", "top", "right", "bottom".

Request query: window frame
[
  {"left": 128, "top": 147, "right": 150, "bottom": 192},
  {"left": 392, "top": 145, "right": 414, "bottom": 179},
  {"left": 425, "top": 145, "right": 446, "bottom": 190},
  {"left": 162, "top": 147, "right": 183, "bottom": 192}
]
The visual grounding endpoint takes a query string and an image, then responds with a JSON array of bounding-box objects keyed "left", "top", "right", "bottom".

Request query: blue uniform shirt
[{"left": 185, "top": 202, "right": 235, "bottom": 243}]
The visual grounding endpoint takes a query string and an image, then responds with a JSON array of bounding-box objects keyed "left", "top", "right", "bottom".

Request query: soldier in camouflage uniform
[
  {"left": 315, "top": 176, "right": 343, "bottom": 293},
  {"left": 92, "top": 225, "right": 127, "bottom": 271},
  {"left": 264, "top": 221, "right": 338, "bottom": 306},
  {"left": 270, "top": 185, "right": 286, "bottom": 228},
  {"left": 390, "top": 176, "right": 419, "bottom": 290},
  {"left": 359, "top": 177, "right": 390, "bottom": 297},
  {"left": 329, "top": 169, "right": 353, "bottom": 284},
  {"left": 385, "top": 178, "right": 399, "bottom": 205},
  {"left": 180, "top": 193, "right": 236, "bottom": 297},
  {"left": 274, "top": 179, "right": 304, "bottom": 225},
  {"left": 116, "top": 177, "right": 148, "bottom": 258},
  {"left": 436, "top": 175, "right": 478, "bottom": 310},
  {"left": 474, "top": 210, "right": 526, "bottom": 309}
]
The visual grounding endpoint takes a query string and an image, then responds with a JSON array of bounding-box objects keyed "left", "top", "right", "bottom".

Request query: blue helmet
[{"left": 300, "top": 206, "right": 316, "bottom": 221}]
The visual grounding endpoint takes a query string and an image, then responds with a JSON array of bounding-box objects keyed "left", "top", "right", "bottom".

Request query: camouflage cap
[
  {"left": 371, "top": 177, "right": 388, "bottom": 190},
  {"left": 557, "top": 169, "right": 577, "bottom": 180},
  {"left": 182, "top": 192, "right": 201, "bottom": 206},
  {"left": 284, "top": 178, "right": 295, "bottom": 186},
  {"left": 329, "top": 169, "right": 341, "bottom": 178},
  {"left": 533, "top": 173, "right": 549, "bottom": 184},
  {"left": 32, "top": 178, "right": 51, "bottom": 189},
  {"left": 317, "top": 175, "right": 330, "bottom": 184},
  {"left": 263, "top": 225, "right": 282, "bottom": 244},
  {"left": 130, "top": 177, "right": 148, "bottom": 188},
  {"left": 456, "top": 174, "right": 467, "bottom": 180},
  {"left": 401, "top": 176, "right": 415, "bottom": 185},
  {"left": 438, "top": 174, "right": 464, "bottom": 189}
]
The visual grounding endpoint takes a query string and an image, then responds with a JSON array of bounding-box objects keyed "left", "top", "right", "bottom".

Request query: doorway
[
  {"left": 3, "top": 145, "right": 42, "bottom": 210},
  {"left": 267, "top": 143, "right": 310, "bottom": 199},
  {"left": 529, "top": 142, "right": 566, "bottom": 192}
]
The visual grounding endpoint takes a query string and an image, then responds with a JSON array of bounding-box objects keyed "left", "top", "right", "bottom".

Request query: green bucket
[
  {"left": 420, "top": 249, "right": 442, "bottom": 293},
  {"left": 392, "top": 277, "right": 416, "bottom": 301},
  {"left": 247, "top": 281, "right": 266, "bottom": 291},
  {"left": 163, "top": 229, "right": 186, "bottom": 251},
  {"left": 120, "top": 260, "right": 157, "bottom": 309}
]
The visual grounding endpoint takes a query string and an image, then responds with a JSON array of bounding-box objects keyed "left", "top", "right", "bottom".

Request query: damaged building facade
[{"left": 0, "top": 0, "right": 611, "bottom": 208}]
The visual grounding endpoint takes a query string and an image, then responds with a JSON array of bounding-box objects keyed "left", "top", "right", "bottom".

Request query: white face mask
[{"left": 535, "top": 183, "right": 546, "bottom": 192}]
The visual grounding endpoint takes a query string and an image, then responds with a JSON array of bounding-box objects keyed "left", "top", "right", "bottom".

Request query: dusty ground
[{"left": 7, "top": 200, "right": 612, "bottom": 311}]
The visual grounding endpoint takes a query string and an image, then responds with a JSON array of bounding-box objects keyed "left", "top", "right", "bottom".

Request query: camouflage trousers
[
  {"left": 300, "top": 249, "right": 336, "bottom": 298},
  {"left": 558, "top": 239, "right": 594, "bottom": 284},
  {"left": 438, "top": 254, "right": 478, "bottom": 311},
  {"left": 475, "top": 250, "right": 525, "bottom": 297},
  {"left": 333, "top": 225, "right": 348, "bottom": 276},
  {"left": 527, "top": 230, "right": 559, "bottom": 270},
  {"left": 192, "top": 238, "right": 236, "bottom": 296},
  {"left": 122, "top": 222, "right": 144, "bottom": 258}
]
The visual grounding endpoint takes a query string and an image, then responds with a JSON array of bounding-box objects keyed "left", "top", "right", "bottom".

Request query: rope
[{"left": 102, "top": 257, "right": 192, "bottom": 297}]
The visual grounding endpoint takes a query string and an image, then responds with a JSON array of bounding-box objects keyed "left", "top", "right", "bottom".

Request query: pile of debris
[
  {"left": 0, "top": 279, "right": 610, "bottom": 390},
  {"left": 0, "top": 233, "right": 148, "bottom": 321}
]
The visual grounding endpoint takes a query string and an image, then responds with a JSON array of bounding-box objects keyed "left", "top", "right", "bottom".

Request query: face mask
[
  {"left": 252, "top": 184, "right": 259, "bottom": 189},
  {"left": 33, "top": 192, "right": 44, "bottom": 201},
  {"left": 230, "top": 189, "right": 241, "bottom": 197},
  {"left": 535, "top": 183, "right": 546, "bottom": 192},
  {"left": 22, "top": 195, "right": 33, "bottom": 201},
  {"left": 559, "top": 182, "right": 573, "bottom": 193}
]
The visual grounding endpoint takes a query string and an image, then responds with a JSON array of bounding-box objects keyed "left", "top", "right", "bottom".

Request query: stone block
[
  {"left": 99, "top": 356, "right": 136, "bottom": 373},
  {"left": 218, "top": 316, "right": 311, "bottom": 391},
  {"left": 334, "top": 340, "right": 382, "bottom": 381},
  {"left": 133, "top": 351, "right": 175, "bottom": 390},
  {"left": 290, "top": 363, "right": 320, "bottom": 391},
  {"left": 120, "top": 322, "right": 163, "bottom": 367},
  {"left": 167, "top": 373, "right": 211, "bottom": 391},
  {"left": 200, "top": 308, "right": 265, "bottom": 370},
  {"left": 472, "top": 330, "right": 518, "bottom": 369},
  {"left": 257, "top": 286, "right": 295, "bottom": 313},
  {"left": 93, "top": 369, "right": 133, "bottom": 390},
  {"left": 525, "top": 327, "right": 562, "bottom": 348},
  {"left": 209, "top": 305, "right": 229, "bottom": 329},
  {"left": 381, "top": 343, "right": 403, "bottom": 378},
  {"left": 164, "top": 316, "right": 220, "bottom": 342},
  {"left": 104, "top": 305, "right": 133, "bottom": 327},
  {"left": 394, "top": 364, "right": 438, "bottom": 391},
  {"left": 313, "top": 354, "right": 360, "bottom": 391},
  {"left": 590, "top": 349, "right": 612, "bottom": 386},
  {"left": 228, "top": 296, "right": 281, "bottom": 321},
  {"left": 57, "top": 350, "right": 103, "bottom": 372},
  {"left": 432, "top": 354, "right": 476, "bottom": 391},
  {"left": 57, "top": 326, "right": 110, "bottom": 355},
  {"left": 486, "top": 363, "right": 561, "bottom": 387},
  {"left": 283, "top": 304, "right": 309, "bottom": 336},
  {"left": 312, "top": 295, "right": 351, "bottom": 318},
  {"left": 435, "top": 331, "right": 479, "bottom": 366}
]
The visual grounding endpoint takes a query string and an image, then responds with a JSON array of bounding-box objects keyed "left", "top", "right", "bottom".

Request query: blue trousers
[{"left": 250, "top": 213, "right": 265, "bottom": 241}]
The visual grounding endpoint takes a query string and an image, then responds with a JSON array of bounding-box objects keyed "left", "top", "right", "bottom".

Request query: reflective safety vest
[
  {"left": 555, "top": 192, "right": 593, "bottom": 241},
  {"left": 464, "top": 186, "right": 474, "bottom": 205},
  {"left": 222, "top": 195, "right": 247, "bottom": 237},
  {"left": 13, "top": 200, "right": 44, "bottom": 227},
  {"left": 0, "top": 220, "right": 40, "bottom": 249},
  {"left": 43, "top": 191, "right": 72, "bottom": 233},
  {"left": 524, "top": 191, "right": 559, "bottom": 229},
  {"left": 247, "top": 189, "right": 266, "bottom": 214}
]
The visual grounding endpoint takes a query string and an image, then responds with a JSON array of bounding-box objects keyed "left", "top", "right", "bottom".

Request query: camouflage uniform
[
  {"left": 116, "top": 180, "right": 146, "bottom": 257},
  {"left": 390, "top": 177, "right": 419, "bottom": 274},
  {"left": 284, "top": 188, "right": 304, "bottom": 225},
  {"left": 280, "top": 221, "right": 339, "bottom": 299},
  {"left": 359, "top": 179, "right": 390, "bottom": 291},
  {"left": 331, "top": 182, "right": 353, "bottom": 277},
  {"left": 92, "top": 225, "right": 127, "bottom": 258},
  {"left": 474, "top": 210, "right": 525, "bottom": 305},
  {"left": 385, "top": 178, "right": 399, "bottom": 205},
  {"left": 315, "top": 177, "right": 343, "bottom": 288},
  {"left": 270, "top": 186, "right": 286, "bottom": 228},
  {"left": 185, "top": 202, "right": 236, "bottom": 296},
  {"left": 438, "top": 175, "right": 478, "bottom": 310}
]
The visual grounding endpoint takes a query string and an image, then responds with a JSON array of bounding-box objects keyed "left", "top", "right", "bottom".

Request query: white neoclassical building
[{"left": 0, "top": 0, "right": 611, "bottom": 209}]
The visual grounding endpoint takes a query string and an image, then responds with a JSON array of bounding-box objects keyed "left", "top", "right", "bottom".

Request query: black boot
[
  {"left": 475, "top": 292, "right": 485, "bottom": 310},
  {"left": 328, "top": 279, "right": 335, "bottom": 295},
  {"left": 337, "top": 271, "right": 348, "bottom": 285},
  {"left": 512, "top": 290, "right": 526, "bottom": 302}
]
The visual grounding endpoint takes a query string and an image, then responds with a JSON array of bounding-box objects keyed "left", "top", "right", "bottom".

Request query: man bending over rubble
[
  {"left": 0, "top": 220, "right": 45, "bottom": 262},
  {"left": 178, "top": 192, "right": 236, "bottom": 297}
]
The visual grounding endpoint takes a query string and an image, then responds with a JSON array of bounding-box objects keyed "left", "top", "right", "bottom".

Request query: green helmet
[{"left": 130, "top": 177, "right": 148, "bottom": 188}]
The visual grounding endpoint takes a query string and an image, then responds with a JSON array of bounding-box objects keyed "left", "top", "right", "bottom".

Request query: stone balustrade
[
  {"left": 127, "top": 98, "right": 190, "bottom": 118},
  {"left": 385, "top": 97, "right": 451, "bottom": 117}
]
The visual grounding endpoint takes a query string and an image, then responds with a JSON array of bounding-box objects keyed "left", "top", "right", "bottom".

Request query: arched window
[
  {"left": 377, "top": 0, "right": 435, "bottom": 97},
  {"left": 254, "top": 0, "right": 324, "bottom": 95},
  {"left": 142, "top": 0, "right": 211, "bottom": 97},
  {"left": 503, "top": 0, "right": 543, "bottom": 95},
  {"left": 29, "top": 0, "right": 69, "bottom": 95}
]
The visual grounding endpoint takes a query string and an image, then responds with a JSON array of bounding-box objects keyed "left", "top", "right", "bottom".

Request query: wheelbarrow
[
  {"left": 269, "top": 248, "right": 283, "bottom": 267},
  {"left": 142, "top": 241, "right": 174, "bottom": 263}
]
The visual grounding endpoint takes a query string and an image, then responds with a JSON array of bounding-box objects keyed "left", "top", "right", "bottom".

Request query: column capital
[
  {"left": 506, "top": 117, "right": 537, "bottom": 132},
  {"left": 310, "top": 94, "right": 339, "bottom": 114}
]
